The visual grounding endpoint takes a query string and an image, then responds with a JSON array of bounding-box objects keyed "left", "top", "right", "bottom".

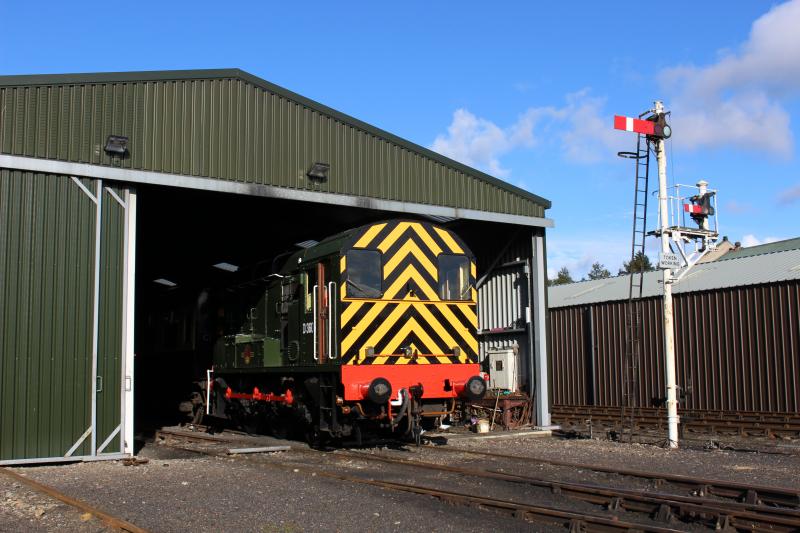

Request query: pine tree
[
  {"left": 587, "top": 262, "right": 611, "bottom": 280},
  {"left": 549, "top": 266, "right": 574, "bottom": 286},
  {"left": 620, "top": 251, "right": 654, "bottom": 274}
]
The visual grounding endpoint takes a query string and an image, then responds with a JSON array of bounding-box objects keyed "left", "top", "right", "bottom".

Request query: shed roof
[
  {"left": 548, "top": 239, "right": 800, "bottom": 309},
  {"left": 0, "top": 69, "right": 550, "bottom": 220},
  {"left": 716, "top": 236, "right": 800, "bottom": 262}
]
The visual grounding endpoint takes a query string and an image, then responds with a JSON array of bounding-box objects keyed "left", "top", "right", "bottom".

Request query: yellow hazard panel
[{"left": 339, "top": 220, "right": 478, "bottom": 366}]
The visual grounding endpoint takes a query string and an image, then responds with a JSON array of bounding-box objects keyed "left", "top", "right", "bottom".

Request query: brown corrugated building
[{"left": 548, "top": 237, "right": 800, "bottom": 416}]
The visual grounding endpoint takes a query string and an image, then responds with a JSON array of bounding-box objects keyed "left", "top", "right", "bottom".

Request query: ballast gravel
[
  {"left": 4, "top": 429, "right": 799, "bottom": 532},
  {"left": 446, "top": 432, "right": 800, "bottom": 488},
  {"left": 9, "top": 453, "right": 541, "bottom": 533},
  {"left": 0, "top": 472, "right": 110, "bottom": 532}
]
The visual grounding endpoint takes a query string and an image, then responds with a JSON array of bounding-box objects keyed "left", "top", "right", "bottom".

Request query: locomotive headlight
[
  {"left": 463, "top": 376, "right": 487, "bottom": 400},
  {"left": 367, "top": 378, "right": 392, "bottom": 404}
]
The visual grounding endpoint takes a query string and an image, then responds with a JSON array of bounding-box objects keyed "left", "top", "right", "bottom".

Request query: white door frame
[{"left": 121, "top": 188, "right": 137, "bottom": 455}]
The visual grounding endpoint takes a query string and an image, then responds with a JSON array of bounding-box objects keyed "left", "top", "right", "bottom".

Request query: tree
[
  {"left": 587, "top": 262, "right": 611, "bottom": 280},
  {"left": 549, "top": 266, "right": 574, "bottom": 286},
  {"left": 620, "top": 251, "right": 654, "bottom": 274}
]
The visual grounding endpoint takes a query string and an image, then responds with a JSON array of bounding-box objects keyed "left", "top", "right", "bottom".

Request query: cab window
[
  {"left": 438, "top": 255, "right": 471, "bottom": 300},
  {"left": 345, "top": 250, "right": 383, "bottom": 298}
]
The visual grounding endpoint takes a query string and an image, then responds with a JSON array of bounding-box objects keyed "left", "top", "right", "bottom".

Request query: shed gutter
[{"left": 0, "top": 155, "right": 554, "bottom": 228}]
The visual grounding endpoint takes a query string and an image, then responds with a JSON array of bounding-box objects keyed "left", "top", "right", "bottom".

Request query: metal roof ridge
[
  {"left": 716, "top": 236, "right": 800, "bottom": 262},
  {"left": 550, "top": 271, "right": 634, "bottom": 288},
  {"left": 0, "top": 68, "right": 551, "bottom": 210}
]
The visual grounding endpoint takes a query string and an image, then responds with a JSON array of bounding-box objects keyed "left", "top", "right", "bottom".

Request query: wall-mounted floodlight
[
  {"left": 104, "top": 135, "right": 129, "bottom": 156},
  {"left": 306, "top": 162, "right": 330, "bottom": 182},
  {"left": 213, "top": 262, "right": 239, "bottom": 272}
]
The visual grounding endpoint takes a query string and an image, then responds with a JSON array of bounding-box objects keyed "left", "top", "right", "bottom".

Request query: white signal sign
[{"left": 659, "top": 252, "right": 681, "bottom": 270}]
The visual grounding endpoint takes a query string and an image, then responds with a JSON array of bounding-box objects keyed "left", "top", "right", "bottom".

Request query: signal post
[
  {"left": 614, "top": 101, "right": 717, "bottom": 448},
  {"left": 652, "top": 101, "right": 679, "bottom": 448}
]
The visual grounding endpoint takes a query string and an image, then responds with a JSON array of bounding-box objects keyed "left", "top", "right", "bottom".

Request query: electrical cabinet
[{"left": 488, "top": 348, "right": 518, "bottom": 391}]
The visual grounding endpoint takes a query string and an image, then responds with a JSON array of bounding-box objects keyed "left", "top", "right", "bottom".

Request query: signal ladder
[{"left": 622, "top": 134, "right": 650, "bottom": 440}]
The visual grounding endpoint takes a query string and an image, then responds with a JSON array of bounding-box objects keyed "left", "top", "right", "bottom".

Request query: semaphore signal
[{"left": 614, "top": 102, "right": 719, "bottom": 450}]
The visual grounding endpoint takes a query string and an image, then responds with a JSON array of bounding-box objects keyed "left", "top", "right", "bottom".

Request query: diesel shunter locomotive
[{"left": 205, "top": 220, "right": 487, "bottom": 443}]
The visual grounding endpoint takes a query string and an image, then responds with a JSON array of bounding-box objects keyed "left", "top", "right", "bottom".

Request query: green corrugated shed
[
  {"left": 0, "top": 69, "right": 550, "bottom": 219},
  {"left": 0, "top": 69, "right": 552, "bottom": 463},
  {"left": 0, "top": 170, "right": 130, "bottom": 462}
]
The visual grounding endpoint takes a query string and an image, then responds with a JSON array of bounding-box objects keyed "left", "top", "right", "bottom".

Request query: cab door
[{"left": 301, "top": 260, "right": 339, "bottom": 365}]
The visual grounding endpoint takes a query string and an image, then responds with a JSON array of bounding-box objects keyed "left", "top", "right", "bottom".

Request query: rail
[
  {"left": 0, "top": 466, "right": 150, "bottom": 533},
  {"left": 155, "top": 429, "right": 800, "bottom": 530},
  {"left": 552, "top": 405, "right": 800, "bottom": 438}
]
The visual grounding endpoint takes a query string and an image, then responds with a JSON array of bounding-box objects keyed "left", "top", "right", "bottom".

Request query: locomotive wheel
[
  {"left": 305, "top": 427, "right": 320, "bottom": 447},
  {"left": 304, "top": 427, "right": 331, "bottom": 449}
]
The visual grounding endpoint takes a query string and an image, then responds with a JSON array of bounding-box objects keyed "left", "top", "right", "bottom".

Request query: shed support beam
[
  {"left": 530, "top": 231, "right": 552, "bottom": 427},
  {"left": 0, "top": 155, "right": 554, "bottom": 228}
]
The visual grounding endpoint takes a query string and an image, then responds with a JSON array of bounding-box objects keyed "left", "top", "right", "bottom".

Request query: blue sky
[{"left": 2, "top": 1, "right": 798, "bottom": 278}]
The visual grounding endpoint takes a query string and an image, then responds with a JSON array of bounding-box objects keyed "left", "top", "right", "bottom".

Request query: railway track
[
  {"left": 0, "top": 466, "right": 149, "bottom": 533},
  {"left": 154, "top": 429, "right": 800, "bottom": 531},
  {"left": 552, "top": 406, "right": 800, "bottom": 438},
  {"left": 424, "top": 445, "right": 800, "bottom": 509},
  {"left": 336, "top": 449, "right": 800, "bottom": 532},
  {"left": 154, "top": 434, "right": 680, "bottom": 532}
]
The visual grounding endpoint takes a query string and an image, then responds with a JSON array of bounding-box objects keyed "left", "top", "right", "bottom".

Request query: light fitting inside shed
[
  {"left": 212, "top": 262, "right": 239, "bottom": 272},
  {"left": 306, "top": 162, "right": 330, "bottom": 182}
]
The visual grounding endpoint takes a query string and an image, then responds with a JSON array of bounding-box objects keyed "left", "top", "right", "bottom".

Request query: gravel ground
[
  {"left": 269, "top": 449, "right": 705, "bottom": 532},
  {"left": 9, "top": 451, "right": 545, "bottom": 533},
  {"left": 3, "top": 428, "right": 798, "bottom": 533},
  {"left": 444, "top": 433, "right": 800, "bottom": 488},
  {"left": 0, "top": 471, "right": 110, "bottom": 532}
]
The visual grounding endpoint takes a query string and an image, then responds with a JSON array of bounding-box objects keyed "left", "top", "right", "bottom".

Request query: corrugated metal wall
[
  {"left": 477, "top": 234, "right": 532, "bottom": 389},
  {"left": 1, "top": 170, "right": 95, "bottom": 460},
  {"left": 0, "top": 77, "right": 544, "bottom": 218},
  {"left": 0, "top": 170, "right": 128, "bottom": 462},
  {"left": 550, "top": 281, "right": 800, "bottom": 413}
]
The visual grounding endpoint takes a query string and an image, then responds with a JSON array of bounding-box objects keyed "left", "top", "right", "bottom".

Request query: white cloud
[
  {"left": 660, "top": 0, "right": 800, "bottom": 156},
  {"left": 546, "top": 234, "right": 632, "bottom": 280},
  {"left": 430, "top": 90, "right": 627, "bottom": 177},
  {"left": 430, "top": 109, "right": 517, "bottom": 177},
  {"left": 741, "top": 234, "right": 782, "bottom": 247},
  {"left": 557, "top": 90, "right": 628, "bottom": 163},
  {"left": 777, "top": 184, "right": 800, "bottom": 205},
  {"left": 432, "top": 2, "right": 800, "bottom": 177}
]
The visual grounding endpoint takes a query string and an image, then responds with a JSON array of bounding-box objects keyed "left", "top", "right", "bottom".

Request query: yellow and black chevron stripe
[{"left": 339, "top": 220, "right": 478, "bottom": 365}]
